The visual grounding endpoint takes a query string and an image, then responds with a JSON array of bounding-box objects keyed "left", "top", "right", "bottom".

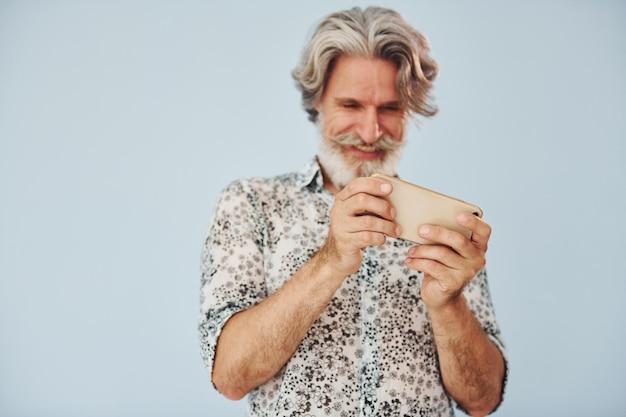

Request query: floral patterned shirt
[{"left": 199, "top": 158, "right": 506, "bottom": 417}]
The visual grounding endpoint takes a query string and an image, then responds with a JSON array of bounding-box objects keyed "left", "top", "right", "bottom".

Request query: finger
[
  {"left": 333, "top": 215, "right": 396, "bottom": 248},
  {"left": 405, "top": 256, "right": 466, "bottom": 291},
  {"left": 336, "top": 176, "right": 393, "bottom": 201},
  {"left": 415, "top": 224, "right": 481, "bottom": 262},
  {"left": 329, "top": 201, "right": 400, "bottom": 245},
  {"left": 456, "top": 212, "right": 491, "bottom": 250},
  {"left": 405, "top": 257, "right": 448, "bottom": 276},
  {"left": 353, "top": 212, "right": 401, "bottom": 239},
  {"left": 344, "top": 191, "right": 396, "bottom": 221},
  {"left": 417, "top": 224, "right": 468, "bottom": 251},
  {"left": 335, "top": 177, "right": 396, "bottom": 221},
  {"left": 405, "top": 245, "right": 478, "bottom": 296},
  {"left": 407, "top": 243, "right": 463, "bottom": 270},
  {"left": 348, "top": 229, "right": 389, "bottom": 249}
]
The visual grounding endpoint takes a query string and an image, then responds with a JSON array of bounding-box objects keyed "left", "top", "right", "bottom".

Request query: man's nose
[{"left": 355, "top": 107, "right": 383, "bottom": 144}]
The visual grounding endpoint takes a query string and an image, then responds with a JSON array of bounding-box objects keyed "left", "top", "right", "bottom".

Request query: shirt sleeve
[
  {"left": 462, "top": 268, "right": 509, "bottom": 413},
  {"left": 198, "top": 180, "right": 268, "bottom": 388}
]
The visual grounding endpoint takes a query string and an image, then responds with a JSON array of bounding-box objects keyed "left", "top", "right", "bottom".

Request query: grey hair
[{"left": 292, "top": 6, "right": 439, "bottom": 122}]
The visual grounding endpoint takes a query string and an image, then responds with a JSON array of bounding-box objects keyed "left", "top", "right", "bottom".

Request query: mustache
[{"left": 328, "top": 132, "right": 403, "bottom": 152}]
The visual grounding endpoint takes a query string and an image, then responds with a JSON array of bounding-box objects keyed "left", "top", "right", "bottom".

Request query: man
[{"left": 199, "top": 6, "right": 507, "bottom": 417}]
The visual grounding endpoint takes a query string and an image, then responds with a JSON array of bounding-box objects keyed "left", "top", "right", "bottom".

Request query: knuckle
[
  {"left": 467, "top": 259, "right": 486, "bottom": 279},
  {"left": 440, "top": 248, "right": 456, "bottom": 265},
  {"left": 386, "top": 223, "right": 399, "bottom": 237},
  {"left": 477, "top": 256, "right": 487, "bottom": 270},
  {"left": 354, "top": 192, "right": 369, "bottom": 206},
  {"left": 429, "top": 260, "right": 446, "bottom": 276},
  {"left": 359, "top": 215, "right": 376, "bottom": 229},
  {"left": 361, "top": 231, "right": 385, "bottom": 246},
  {"left": 457, "top": 235, "right": 473, "bottom": 252},
  {"left": 373, "top": 232, "right": 386, "bottom": 246},
  {"left": 419, "top": 258, "right": 440, "bottom": 274},
  {"left": 343, "top": 181, "right": 356, "bottom": 195}
]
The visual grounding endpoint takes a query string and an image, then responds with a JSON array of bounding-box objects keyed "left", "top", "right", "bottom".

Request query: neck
[{"left": 318, "top": 163, "right": 340, "bottom": 195}]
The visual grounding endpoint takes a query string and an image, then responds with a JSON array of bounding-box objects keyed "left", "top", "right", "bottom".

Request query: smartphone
[{"left": 371, "top": 173, "right": 483, "bottom": 245}]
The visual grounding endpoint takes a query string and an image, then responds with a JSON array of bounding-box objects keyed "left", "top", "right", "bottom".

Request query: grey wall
[{"left": 1, "top": 1, "right": 624, "bottom": 416}]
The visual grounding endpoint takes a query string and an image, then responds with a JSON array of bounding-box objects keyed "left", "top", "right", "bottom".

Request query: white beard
[{"left": 317, "top": 133, "right": 405, "bottom": 191}]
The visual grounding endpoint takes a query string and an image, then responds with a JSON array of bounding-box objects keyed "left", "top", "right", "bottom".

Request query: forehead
[{"left": 323, "top": 55, "right": 400, "bottom": 102}]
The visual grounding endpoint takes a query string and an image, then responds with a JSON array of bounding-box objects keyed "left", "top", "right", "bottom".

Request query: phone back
[{"left": 371, "top": 173, "right": 483, "bottom": 245}]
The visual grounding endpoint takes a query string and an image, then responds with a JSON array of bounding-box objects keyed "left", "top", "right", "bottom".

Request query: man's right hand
[
  {"left": 318, "top": 176, "right": 401, "bottom": 278},
  {"left": 213, "top": 176, "right": 400, "bottom": 400}
]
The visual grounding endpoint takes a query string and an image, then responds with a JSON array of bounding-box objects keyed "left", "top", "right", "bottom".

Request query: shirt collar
[{"left": 295, "top": 157, "right": 325, "bottom": 192}]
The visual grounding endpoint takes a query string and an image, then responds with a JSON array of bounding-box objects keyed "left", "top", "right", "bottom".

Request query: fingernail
[
  {"left": 419, "top": 225, "right": 430, "bottom": 235},
  {"left": 395, "top": 226, "right": 402, "bottom": 237},
  {"left": 380, "top": 183, "right": 392, "bottom": 193},
  {"left": 390, "top": 207, "right": 396, "bottom": 219}
]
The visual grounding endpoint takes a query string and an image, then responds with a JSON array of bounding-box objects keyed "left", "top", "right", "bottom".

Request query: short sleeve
[{"left": 198, "top": 180, "right": 268, "bottom": 387}]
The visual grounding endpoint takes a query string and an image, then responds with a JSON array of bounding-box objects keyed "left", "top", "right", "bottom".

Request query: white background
[{"left": 1, "top": 1, "right": 624, "bottom": 416}]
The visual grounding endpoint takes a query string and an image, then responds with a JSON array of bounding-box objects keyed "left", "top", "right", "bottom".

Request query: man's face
[{"left": 315, "top": 55, "right": 408, "bottom": 192}]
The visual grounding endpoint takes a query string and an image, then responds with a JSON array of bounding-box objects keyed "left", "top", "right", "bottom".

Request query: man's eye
[{"left": 343, "top": 103, "right": 359, "bottom": 109}]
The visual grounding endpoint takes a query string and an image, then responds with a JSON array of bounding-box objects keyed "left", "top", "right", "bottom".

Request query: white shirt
[{"left": 199, "top": 158, "right": 506, "bottom": 417}]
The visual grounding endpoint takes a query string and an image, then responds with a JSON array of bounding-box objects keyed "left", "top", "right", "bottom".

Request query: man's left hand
[{"left": 404, "top": 212, "right": 491, "bottom": 308}]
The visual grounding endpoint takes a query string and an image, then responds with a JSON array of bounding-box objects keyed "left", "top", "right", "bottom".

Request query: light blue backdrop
[{"left": 1, "top": 1, "right": 624, "bottom": 416}]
